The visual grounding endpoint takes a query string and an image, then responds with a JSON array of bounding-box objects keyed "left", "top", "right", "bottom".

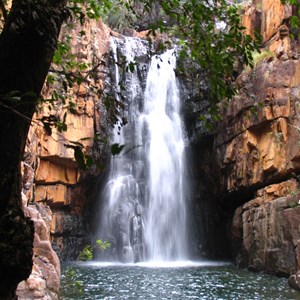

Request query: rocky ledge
[{"left": 195, "top": 0, "right": 300, "bottom": 290}]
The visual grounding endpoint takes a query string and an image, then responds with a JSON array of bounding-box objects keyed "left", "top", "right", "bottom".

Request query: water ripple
[{"left": 61, "top": 262, "right": 300, "bottom": 299}]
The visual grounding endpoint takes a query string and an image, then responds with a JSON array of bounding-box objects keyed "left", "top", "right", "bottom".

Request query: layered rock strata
[
  {"left": 195, "top": 0, "right": 300, "bottom": 290},
  {"left": 24, "top": 18, "right": 111, "bottom": 261},
  {"left": 232, "top": 179, "right": 300, "bottom": 276},
  {"left": 20, "top": 18, "right": 111, "bottom": 298}
]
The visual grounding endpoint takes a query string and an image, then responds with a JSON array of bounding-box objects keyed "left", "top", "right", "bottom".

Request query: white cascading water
[
  {"left": 142, "top": 51, "right": 187, "bottom": 261},
  {"left": 97, "top": 37, "right": 148, "bottom": 263},
  {"left": 97, "top": 37, "right": 188, "bottom": 263}
]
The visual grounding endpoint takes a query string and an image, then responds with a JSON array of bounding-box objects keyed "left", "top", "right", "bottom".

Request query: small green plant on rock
[
  {"left": 60, "top": 240, "right": 110, "bottom": 298},
  {"left": 252, "top": 50, "right": 275, "bottom": 67},
  {"left": 287, "top": 200, "right": 300, "bottom": 208},
  {"left": 244, "top": 50, "right": 275, "bottom": 73},
  {"left": 60, "top": 267, "right": 84, "bottom": 298},
  {"left": 78, "top": 239, "right": 111, "bottom": 261}
]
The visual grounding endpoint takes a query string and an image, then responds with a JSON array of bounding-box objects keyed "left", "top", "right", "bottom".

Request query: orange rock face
[
  {"left": 198, "top": 0, "right": 300, "bottom": 286},
  {"left": 35, "top": 184, "right": 69, "bottom": 207},
  {"left": 241, "top": 4, "right": 261, "bottom": 37},
  {"left": 25, "top": 17, "right": 110, "bottom": 214},
  {"left": 17, "top": 204, "right": 60, "bottom": 300},
  {"left": 231, "top": 179, "right": 300, "bottom": 276},
  {"left": 215, "top": 55, "right": 300, "bottom": 194},
  {"left": 261, "top": 0, "right": 286, "bottom": 41},
  {"left": 22, "top": 17, "right": 111, "bottom": 297},
  {"left": 242, "top": 0, "right": 291, "bottom": 43},
  {"left": 36, "top": 160, "right": 79, "bottom": 185}
]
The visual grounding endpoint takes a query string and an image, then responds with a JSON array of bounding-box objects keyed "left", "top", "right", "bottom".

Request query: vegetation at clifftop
[
  {"left": 39, "top": 0, "right": 264, "bottom": 168},
  {"left": 59, "top": 0, "right": 262, "bottom": 126}
]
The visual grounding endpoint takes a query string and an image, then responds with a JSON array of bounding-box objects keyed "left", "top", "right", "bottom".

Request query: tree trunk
[{"left": 0, "top": 0, "right": 66, "bottom": 298}]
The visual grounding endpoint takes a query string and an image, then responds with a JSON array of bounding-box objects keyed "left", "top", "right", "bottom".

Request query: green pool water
[{"left": 60, "top": 261, "right": 300, "bottom": 299}]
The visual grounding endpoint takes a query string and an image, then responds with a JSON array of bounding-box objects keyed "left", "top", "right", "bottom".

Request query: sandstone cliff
[
  {"left": 20, "top": 0, "right": 300, "bottom": 295},
  {"left": 20, "top": 18, "right": 111, "bottom": 298},
  {"left": 24, "top": 18, "right": 111, "bottom": 260},
  {"left": 194, "top": 0, "right": 300, "bottom": 289}
]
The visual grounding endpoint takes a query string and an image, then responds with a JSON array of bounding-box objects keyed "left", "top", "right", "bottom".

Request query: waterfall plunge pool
[
  {"left": 69, "top": 37, "right": 300, "bottom": 300},
  {"left": 61, "top": 261, "right": 299, "bottom": 299}
]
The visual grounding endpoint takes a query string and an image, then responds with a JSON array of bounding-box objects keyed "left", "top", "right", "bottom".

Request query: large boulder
[
  {"left": 232, "top": 180, "right": 300, "bottom": 277},
  {"left": 17, "top": 204, "right": 60, "bottom": 300}
]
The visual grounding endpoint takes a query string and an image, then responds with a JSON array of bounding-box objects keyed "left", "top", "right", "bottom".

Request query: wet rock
[
  {"left": 288, "top": 271, "right": 300, "bottom": 291},
  {"left": 231, "top": 180, "right": 300, "bottom": 276}
]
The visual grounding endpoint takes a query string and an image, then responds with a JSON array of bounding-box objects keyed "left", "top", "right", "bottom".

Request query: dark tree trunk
[{"left": 0, "top": 0, "right": 66, "bottom": 298}]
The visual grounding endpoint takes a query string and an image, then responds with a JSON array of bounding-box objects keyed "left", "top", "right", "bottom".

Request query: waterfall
[
  {"left": 97, "top": 36, "right": 188, "bottom": 263},
  {"left": 142, "top": 51, "right": 187, "bottom": 261}
]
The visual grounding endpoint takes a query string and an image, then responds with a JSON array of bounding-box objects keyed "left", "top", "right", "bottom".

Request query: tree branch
[{"left": 48, "top": 59, "right": 106, "bottom": 81}]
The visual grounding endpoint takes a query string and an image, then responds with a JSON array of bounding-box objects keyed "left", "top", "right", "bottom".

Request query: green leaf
[
  {"left": 78, "top": 245, "right": 93, "bottom": 261},
  {"left": 96, "top": 239, "right": 111, "bottom": 250},
  {"left": 57, "top": 122, "right": 67, "bottom": 132},
  {"left": 128, "top": 61, "right": 136, "bottom": 73},
  {"left": 111, "top": 143, "right": 125, "bottom": 156},
  {"left": 43, "top": 122, "right": 52, "bottom": 136},
  {"left": 3, "top": 96, "right": 21, "bottom": 103},
  {"left": 291, "top": 15, "right": 299, "bottom": 29}
]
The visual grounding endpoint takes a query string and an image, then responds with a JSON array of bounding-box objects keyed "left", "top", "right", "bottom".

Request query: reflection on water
[{"left": 61, "top": 262, "right": 300, "bottom": 299}]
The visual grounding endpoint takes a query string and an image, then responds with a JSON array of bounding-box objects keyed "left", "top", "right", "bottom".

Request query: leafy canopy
[
  {"left": 0, "top": 0, "right": 262, "bottom": 168},
  {"left": 44, "top": 0, "right": 262, "bottom": 166}
]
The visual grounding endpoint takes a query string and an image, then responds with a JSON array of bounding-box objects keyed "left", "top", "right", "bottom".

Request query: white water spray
[
  {"left": 142, "top": 50, "right": 187, "bottom": 261},
  {"left": 97, "top": 37, "right": 188, "bottom": 262}
]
